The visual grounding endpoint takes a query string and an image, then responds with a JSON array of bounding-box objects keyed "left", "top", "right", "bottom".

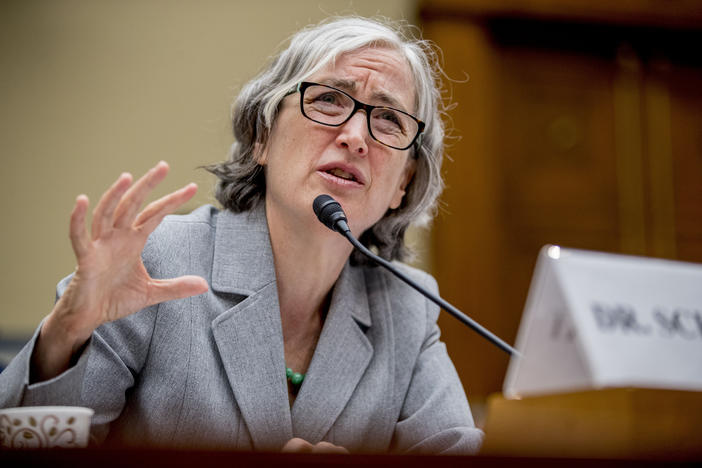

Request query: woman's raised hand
[{"left": 32, "top": 162, "right": 209, "bottom": 382}]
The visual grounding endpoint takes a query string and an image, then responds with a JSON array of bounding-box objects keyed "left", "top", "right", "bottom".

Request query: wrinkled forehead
[{"left": 308, "top": 46, "right": 417, "bottom": 113}]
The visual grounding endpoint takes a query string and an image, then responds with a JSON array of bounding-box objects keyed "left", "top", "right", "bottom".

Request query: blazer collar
[
  {"left": 211, "top": 281, "right": 292, "bottom": 450},
  {"left": 211, "top": 205, "right": 277, "bottom": 295},
  {"left": 209, "top": 204, "right": 373, "bottom": 448},
  {"left": 210, "top": 204, "right": 371, "bottom": 327},
  {"left": 290, "top": 261, "right": 373, "bottom": 442}
]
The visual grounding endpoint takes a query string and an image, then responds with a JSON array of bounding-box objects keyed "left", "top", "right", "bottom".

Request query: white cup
[{"left": 0, "top": 406, "right": 94, "bottom": 448}]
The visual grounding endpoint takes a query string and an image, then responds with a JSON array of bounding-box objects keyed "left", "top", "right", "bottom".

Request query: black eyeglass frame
[{"left": 286, "top": 81, "right": 425, "bottom": 151}]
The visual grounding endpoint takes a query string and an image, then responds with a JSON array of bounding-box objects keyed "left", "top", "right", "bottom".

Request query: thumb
[{"left": 147, "top": 276, "right": 209, "bottom": 306}]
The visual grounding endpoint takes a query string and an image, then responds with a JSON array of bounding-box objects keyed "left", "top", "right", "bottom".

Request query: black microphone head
[{"left": 313, "top": 194, "right": 349, "bottom": 233}]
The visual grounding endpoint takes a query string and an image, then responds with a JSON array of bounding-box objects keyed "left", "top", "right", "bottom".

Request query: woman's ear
[{"left": 389, "top": 158, "right": 416, "bottom": 210}]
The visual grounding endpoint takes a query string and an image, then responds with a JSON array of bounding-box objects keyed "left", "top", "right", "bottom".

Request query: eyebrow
[{"left": 324, "top": 78, "right": 406, "bottom": 111}]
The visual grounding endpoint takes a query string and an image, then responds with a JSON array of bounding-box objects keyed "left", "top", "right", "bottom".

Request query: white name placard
[{"left": 503, "top": 246, "right": 702, "bottom": 398}]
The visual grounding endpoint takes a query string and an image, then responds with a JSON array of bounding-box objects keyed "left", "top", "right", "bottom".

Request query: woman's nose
[{"left": 335, "top": 111, "right": 369, "bottom": 156}]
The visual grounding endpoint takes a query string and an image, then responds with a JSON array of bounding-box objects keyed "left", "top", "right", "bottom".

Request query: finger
[
  {"left": 134, "top": 183, "right": 198, "bottom": 235},
  {"left": 91, "top": 173, "right": 133, "bottom": 240},
  {"left": 145, "top": 276, "right": 209, "bottom": 307},
  {"left": 281, "top": 438, "right": 314, "bottom": 453},
  {"left": 113, "top": 161, "right": 169, "bottom": 229},
  {"left": 69, "top": 195, "right": 90, "bottom": 258},
  {"left": 312, "top": 442, "right": 349, "bottom": 454}
]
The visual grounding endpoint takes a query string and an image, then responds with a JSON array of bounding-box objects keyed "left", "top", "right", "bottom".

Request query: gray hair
[{"left": 207, "top": 16, "right": 447, "bottom": 264}]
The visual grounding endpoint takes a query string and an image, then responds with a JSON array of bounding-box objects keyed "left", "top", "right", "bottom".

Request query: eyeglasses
[{"left": 287, "top": 82, "right": 425, "bottom": 151}]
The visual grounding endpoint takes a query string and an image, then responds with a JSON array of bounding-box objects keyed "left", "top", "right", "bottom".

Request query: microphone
[
  {"left": 313, "top": 195, "right": 350, "bottom": 233},
  {"left": 313, "top": 194, "right": 519, "bottom": 357}
]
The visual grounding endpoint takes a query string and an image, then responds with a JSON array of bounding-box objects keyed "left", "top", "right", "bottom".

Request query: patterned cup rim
[{"left": 0, "top": 406, "right": 94, "bottom": 417}]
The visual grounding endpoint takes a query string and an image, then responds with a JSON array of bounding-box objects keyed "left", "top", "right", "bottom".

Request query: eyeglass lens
[{"left": 302, "top": 84, "right": 419, "bottom": 150}]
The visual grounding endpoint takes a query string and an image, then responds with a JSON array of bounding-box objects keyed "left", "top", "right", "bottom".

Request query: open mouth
[
  {"left": 317, "top": 162, "right": 365, "bottom": 187},
  {"left": 324, "top": 167, "right": 359, "bottom": 183}
]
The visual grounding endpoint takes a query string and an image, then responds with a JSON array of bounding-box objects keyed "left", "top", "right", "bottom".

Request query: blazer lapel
[
  {"left": 209, "top": 207, "right": 292, "bottom": 450},
  {"left": 290, "top": 263, "right": 373, "bottom": 443},
  {"left": 211, "top": 284, "right": 292, "bottom": 450}
]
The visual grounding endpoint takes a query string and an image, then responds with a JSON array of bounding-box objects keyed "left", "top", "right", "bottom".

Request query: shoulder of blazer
[
  {"left": 140, "top": 204, "right": 220, "bottom": 275},
  {"left": 362, "top": 261, "right": 441, "bottom": 331}
]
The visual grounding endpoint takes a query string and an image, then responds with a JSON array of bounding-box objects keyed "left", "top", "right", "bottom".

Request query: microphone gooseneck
[{"left": 312, "top": 194, "right": 520, "bottom": 357}]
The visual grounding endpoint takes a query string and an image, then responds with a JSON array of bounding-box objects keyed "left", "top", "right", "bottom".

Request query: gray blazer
[{"left": 0, "top": 205, "right": 482, "bottom": 453}]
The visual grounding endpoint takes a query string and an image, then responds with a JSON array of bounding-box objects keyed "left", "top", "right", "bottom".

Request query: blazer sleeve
[
  {"left": 0, "top": 314, "right": 89, "bottom": 410},
  {"left": 0, "top": 276, "right": 160, "bottom": 445},
  {"left": 390, "top": 274, "right": 484, "bottom": 455}
]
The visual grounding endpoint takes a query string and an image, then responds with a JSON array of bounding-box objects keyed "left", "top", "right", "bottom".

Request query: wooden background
[{"left": 420, "top": 0, "right": 702, "bottom": 400}]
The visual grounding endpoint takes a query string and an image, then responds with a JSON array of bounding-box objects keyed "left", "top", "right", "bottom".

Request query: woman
[{"left": 0, "top": 17, "right": 482, "bottom": 453}]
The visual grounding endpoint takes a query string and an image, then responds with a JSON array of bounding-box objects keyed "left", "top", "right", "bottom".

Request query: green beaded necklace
[{"left": 285, "top": 366, "right": 305, "bottom": 386}]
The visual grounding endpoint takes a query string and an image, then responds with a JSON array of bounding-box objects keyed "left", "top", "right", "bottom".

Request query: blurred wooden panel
[
  {"left": 669, "top": 65, "right": 702, "bottom": 262},
  {"left": 642, "top": 57, "right": 676, "bottom": 259},
  {"left": 425, "top": 18, "right": 622, "bottom": 397},
  {"left": 422, "top": 0, "right": 702, "bottom": 29},
  {"left": 613, "top": 46, "right": 648, "bottom": 255},
  {"left": 496, "top": 46, "right": 620, "bottom": 252},
  {"left": 422, "top": 19, "right": 509, "bottom": 396},
  {"left": 482, "top": 388, "right": 702, "bottom": 459},
  {"left": 421, "top": 2, "right": 702, "bottom": 398}
]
